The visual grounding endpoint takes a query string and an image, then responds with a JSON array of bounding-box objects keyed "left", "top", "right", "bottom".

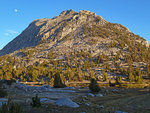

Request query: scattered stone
[
  {"left": 82, "top": 98, "right": 86, "bottom": 102},
  {"left": 98, "top": 105, "right": 104, "bottom": 108},
  {"left": 112, "top": 89, "right": 119, "bottom": 92},
  {"left": 40, "top": 98, "right": 56, "bottom": 104},
  {"left": 85, "top": 102, "right": 91, "bottom": 106},
  {"left": 80, "top": 112, "right": 86, "bottom": 113},
  {"left": 33, "top": 90, "right": 38, "bottom": 93},
  {"left": 95, "top": 93, "right": 103, "bottom": 97},
  {"left": 56, "top": 98, "right": 79, "bottom": 108},
  {"left": 25, "top": 98, "right": 31, "bottom": 103},
  {"left": 82, "top": 96, "right": 87, "bottom": 98},
  {"left": 88, "top": 93, "right": 95, "bottom": 97},
  {"left": 115, "top": 111, "right": 128, "bottom": 113},
  {"left": 77, "top": 102, "right": 82, "bottom": 105}
]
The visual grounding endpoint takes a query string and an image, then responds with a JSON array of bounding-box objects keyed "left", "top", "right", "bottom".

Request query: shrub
[
  {"left": 6, "top": 79, "right": 16, "bottom": 86},
  {"left": 54, "top": 72, "right": 66, "bottom": 88},
  {"left": 0, "top": 98, "right": 23, "bottom": 113},
  {"left": 102, "top": 70, "right": 108, "bottom": 82},
  {"left": 109, "top": 80, "right": 115, "bottom": 87},
  {"left": 115, "top": 76, "right": 122, "bottom": 85},
  {"left": 0, "top": 81, "right": 7, "bottom": 98},
  {"left": 0, "top": 88, "right": 7, "bottom": 98},
  {"left": 30, "top": 94, "right": 41, "bottom": 108},
  {"left": 89, "top": 78, "right": 101, "bottom": 93}
]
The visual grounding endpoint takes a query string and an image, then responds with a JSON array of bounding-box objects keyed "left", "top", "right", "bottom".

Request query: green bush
[
  {"left": 0, "top": 98, "right": 23, "bottom": 113},
  {"left": 89, "top": 78, "right": 101, "bottom": 93},
  {"left": 30, "top": 94, "right": 41, "bottom": 108}
]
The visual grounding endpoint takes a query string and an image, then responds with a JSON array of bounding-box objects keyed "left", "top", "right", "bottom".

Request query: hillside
[{"left": 0, "top": 9, "right": 150, "bottom": 86}]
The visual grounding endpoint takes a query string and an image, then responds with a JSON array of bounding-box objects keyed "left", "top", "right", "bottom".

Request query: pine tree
[
  {"left": 129, "top": 72, "right": 134, "bottom": 82},
  {"left": 30, "top": 94, "right": 41, "bottom": 108},
  {"left": 102, "top": 70, "right": 108, "bottom": 82},
  {"left": 115, "top": 76, "right": 122, "bottom": 85},
  {"left": 89, "top": 78, "right": 100, "bottom": 93},
  {"left": 77, "top": 65, "right": 83, "bottom": 81},
  {"left": 135, "top": 67, "right": 143, "bottom": 83},
  {"left": 41, "top": 78, "right": 45, "bottom": 84},
  {"left": 54, "top": 72, "right": 66, "bottom": 88}
]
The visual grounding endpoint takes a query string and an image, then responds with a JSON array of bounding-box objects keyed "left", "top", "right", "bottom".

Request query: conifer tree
[
  {"left": 102, "top": 70, "right": 108, "bottom": 82},
  {"left": 89, "top": 78, "right": 100, "bottom": 93},
  {"left": 54, "top": 72, "right": 66, "bottom": 88},
  {"left": 129, "top": 72, "right": 134, "bottom": 82}
]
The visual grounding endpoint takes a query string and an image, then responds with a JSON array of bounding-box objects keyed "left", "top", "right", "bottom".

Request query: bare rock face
[
  {"left": 0, "top": 10, "right": 106, "bottom": 56},
  {"left": 0, "top": 9, "right": 149, "bottom": 56}
]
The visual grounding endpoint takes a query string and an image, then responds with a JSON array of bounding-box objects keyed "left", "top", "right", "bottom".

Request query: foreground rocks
[{"left": 56, "top": 98, "right": 79, "bottom": 108}]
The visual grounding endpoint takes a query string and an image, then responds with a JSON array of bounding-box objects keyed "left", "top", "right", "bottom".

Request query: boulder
[
  {"left": 88, "top": 93, "right": 95, "bottom": 97},
  {"left": 40, "top": 98, "right": 56, "bottom": 104},
  {"left": 85, "top": 102, "right": 91, "bottom": 106},
  {"left": 95, "top": 93, "right": 103, "bottom": 97},
  {"left": 56, "top": 98, "right": 79, "bottom": 108}
]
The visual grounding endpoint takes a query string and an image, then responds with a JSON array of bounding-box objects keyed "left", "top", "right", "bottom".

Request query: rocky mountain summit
[{"left": 0, "top": 9, "right": 149, "bottom": 56}]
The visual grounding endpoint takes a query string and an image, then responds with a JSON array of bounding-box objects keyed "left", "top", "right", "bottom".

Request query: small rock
[
  {"left": 88, "top": 93, "right": 95, "bottom": 97},
  {"left": 98, "top": 105, "right": 104, "bottom": 108},
  {"left": 82, "top": 98, "right": 86, "bottom": 102},
  {"left": 79, "top": 112, "right": 86, "bottom": 113},
  {"left": 33, "top": 90, "right": 38, "bottom": 93},
  {"left": 82, "top": 96, "right": 87, "bottom": 98},
  {"left": 56, "top": 98, "right": 79, "bottom": 108},
  {"left": 40, "top": 98, "right": 56, "bottom": 104},
  {"left": 25, "top": 98, "right": 31, "bottom": 103},
  {"left": 95, "top": 93, "right": 103, "bottom": 97},
  {"left": 85, "top": 102, "right": 91, "bottom": 106},
  {"left": 112, "top": 89, "right": 119, "bottom": 92},
  {"left": 115, "top": 111, "right": 128, "bottom": 113}
]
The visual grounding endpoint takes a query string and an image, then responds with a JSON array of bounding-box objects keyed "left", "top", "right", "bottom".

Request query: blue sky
[{"left": 0, "top": 0, "right": 150, "bottom": 49}]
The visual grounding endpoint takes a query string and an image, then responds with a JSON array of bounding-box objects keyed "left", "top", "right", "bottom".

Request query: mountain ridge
[{"left": 1, "top": 9, "right": 149, "bottom": 56}]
